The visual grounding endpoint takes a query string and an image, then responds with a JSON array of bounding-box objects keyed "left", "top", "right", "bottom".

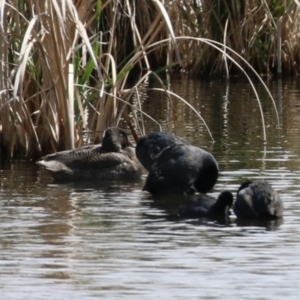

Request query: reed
[
  {"left": 0, "top": 0, "right": 294, "bottom": 159},
  {"left": 0, "top": 1, "right": 155, "bottom": 158},
  {"left": 173, "top": 0, "right": 299, "bottom": 76}
]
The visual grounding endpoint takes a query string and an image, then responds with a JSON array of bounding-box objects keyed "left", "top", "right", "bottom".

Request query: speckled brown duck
[{"left": 37, "top": 127, "right": 144, "bottom": 181}]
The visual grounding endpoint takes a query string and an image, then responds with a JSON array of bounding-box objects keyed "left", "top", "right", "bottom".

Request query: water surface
[{"left": 1, "top": 78, "right": 300, "bottom": 299}]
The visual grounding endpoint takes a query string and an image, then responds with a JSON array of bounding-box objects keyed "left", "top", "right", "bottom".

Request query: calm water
[{"left": 1, "top": 78, "right": 300, "bottom": 299}]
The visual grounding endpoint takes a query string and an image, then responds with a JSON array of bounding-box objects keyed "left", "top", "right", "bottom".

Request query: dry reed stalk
[
  {"left": 1, "top": 0, "right": 292, "bottom": 159},
  {"left": 0, "top": 2, "right": 13, "bottom": 157},
  {"left": 1, "top": 0, "right": 105, "bottom": 157},
  {"left": 168, "top": 0, "right": 300, "bottom": 76}
]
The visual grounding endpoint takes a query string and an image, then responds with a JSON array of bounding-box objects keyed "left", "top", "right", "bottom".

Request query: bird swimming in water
[
  {"left": 37, "top": 127, "right": 144, "bottom": 181},
  {"left": 233, "top": 181, "right": 283, "bottom": 219},
  {"left": 141, "top": 143, "right": 219, "bottom": 195},
  {"left": 178, "top": 191, "right": 233, "bottom": 219},
  {"left": 136, "top": 131, "right": 190, "bottom": 172}
]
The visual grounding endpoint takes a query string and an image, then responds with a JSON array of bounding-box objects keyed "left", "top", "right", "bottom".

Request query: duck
[
  {"left": 142, "top": 143, "right": 219, "bottom": 195},
  {"left": 136, "top": 131, "right": 190, "bottom": 171},
  {"left": 233, "top": 181, "right": 283, "bottom": 219},
  {"left": 36, "top": 127, "right": 144, "bottom": 181},
  {"left": 178, "top": 191, "right": 233, "bottom": 218}
]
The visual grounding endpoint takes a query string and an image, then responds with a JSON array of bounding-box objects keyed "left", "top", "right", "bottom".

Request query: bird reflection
[{"left": 234, "top": 218, "right": 283, "bottom": 231}]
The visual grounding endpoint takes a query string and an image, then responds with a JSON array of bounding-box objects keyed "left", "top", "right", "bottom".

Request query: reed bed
[
  {"left": 173, "top": 0, "right": 300, "bottom": 76},
  {"left": 0, "top": 0, "right": 295, "bottom": 159}
]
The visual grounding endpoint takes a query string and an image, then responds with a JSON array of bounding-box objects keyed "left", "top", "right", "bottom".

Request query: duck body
[
  {"left": 37, "top": 127, "right": 144, "bottom": 181},
  {"left": 142, "top": 143, "right": 219, "bottom": 195},
  {"left": 178, "top": 191, "right": 233, "bottom": 218},
  {"left": 136, "top": 132, "right": 190, "bottom": 171},
  {"left": 233, "top": 181, "right": 283, "bottom": 219}
]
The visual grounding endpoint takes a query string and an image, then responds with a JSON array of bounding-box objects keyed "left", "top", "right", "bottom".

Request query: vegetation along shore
[{"left": 0, "top": 1, "right": 298, "bottom": 159}]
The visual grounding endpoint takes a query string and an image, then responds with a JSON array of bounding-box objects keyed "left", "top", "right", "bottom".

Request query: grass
[{"left": 0, "top": 0, "right": 293, "bottom": 159}]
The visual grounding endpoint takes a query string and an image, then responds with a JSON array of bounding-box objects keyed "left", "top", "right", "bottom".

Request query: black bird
[
  {"left": 233, "top": 181, "right": 283, "bottom": 219},
  {"left": 142, "top": 143, "right": 219, "bottom": 195},
  {"left": 136, "top": 131, "right": 190, "bottom": 171},
  {"left": 178, "top": 191, "right": 233, "bottom": 218},
  {"left": 37, "top": 127, "right": 144, "bottom": 181}
]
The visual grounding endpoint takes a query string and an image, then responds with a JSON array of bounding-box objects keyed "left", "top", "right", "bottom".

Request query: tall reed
[
  {"left": 0, "top": 0, "right": 292, "bottom": 159},
  {"left": 172, "top": 0, "right": 300, "bottom": 76},
  {"left": 0, "top": 0, "right": 174, "bottom": 159}
]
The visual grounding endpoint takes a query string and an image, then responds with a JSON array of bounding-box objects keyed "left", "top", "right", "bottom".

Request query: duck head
[{"left": 102, "top": 127, "right": 133, "bottom": 152}]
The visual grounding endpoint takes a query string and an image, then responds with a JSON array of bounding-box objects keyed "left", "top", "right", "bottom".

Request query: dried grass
[
  {"left": 172, "top": 0, "right": 300, "bottom": 76},
  {"left": 0, "top": 0, "right": 293, "bottom": 159}
]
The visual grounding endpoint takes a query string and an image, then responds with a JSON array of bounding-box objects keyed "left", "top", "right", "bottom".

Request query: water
[{"left": 1, "top": 78, "right": 300, "bottom": 299}]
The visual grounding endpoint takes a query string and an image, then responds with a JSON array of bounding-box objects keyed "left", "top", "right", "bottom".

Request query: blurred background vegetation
[{"left": 0, "top": 0, "right": 299, "bottom": 159}]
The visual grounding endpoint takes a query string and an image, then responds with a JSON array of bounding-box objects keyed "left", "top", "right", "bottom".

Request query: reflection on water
[
  {"left": 234, "top": 218, "right": 284, "bottom": 231},
  {"left": 2, "top": 78, "right": 300, "bottom": 299}
]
